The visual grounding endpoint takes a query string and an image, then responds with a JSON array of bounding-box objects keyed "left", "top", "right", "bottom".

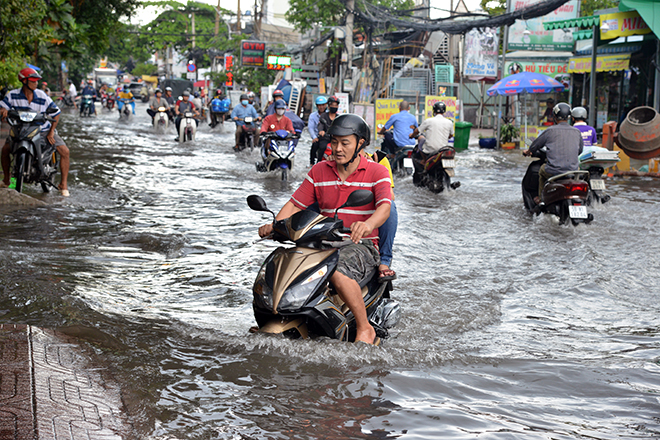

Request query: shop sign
[
  {"left": 424, "top": 96, "right": 458, "bottom": 122},
  {"left": 508, "top": 0, "right": 579, "bottom": 51},
  {"left": 240, "top": 41, "right": 266, "bottom": 67},
  {"left": 224, "top": 54, "right": 233, "bottom": 87},
  {"left": 375, "top": 99, "right": 403, "bottom": 129},
  {"left": 464, "top": 28, "right": 499, "bottom": 78},
  {"left": 568, "top": 54, "right": 631, "bottom": 73},
  {"left": 600, "top": 11, "right": 651, "bottom": 40},
  {"left": 505, "top": 61, "right": 570, "bottom": 90}
]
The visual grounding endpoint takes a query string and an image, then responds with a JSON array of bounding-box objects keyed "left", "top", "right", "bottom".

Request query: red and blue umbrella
[{"left": 487, "top": 72, "right": 564, "bottom": 96}]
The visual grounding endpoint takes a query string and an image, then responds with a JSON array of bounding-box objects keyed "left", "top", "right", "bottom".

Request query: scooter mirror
[
  {"left": 334, "top": 190, "right": 373, "bottom": 219},
  {"left": 247, "top": 195, "right": 270, "bottom": 212}
]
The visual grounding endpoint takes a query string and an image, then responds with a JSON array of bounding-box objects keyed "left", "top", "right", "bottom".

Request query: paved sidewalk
[{"left": 0, "top": 324, "right": 131, "bottom": 439}]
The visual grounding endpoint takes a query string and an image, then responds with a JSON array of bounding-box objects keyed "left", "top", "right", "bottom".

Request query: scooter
[
  {"left": 117, "top": 98, "right": 132, "bottom": 121},
  {"left": 5, "top": 108, "right": 60, "bottom": 194},
  {"left": 236, "top": 117, "right": 258, "bottom": 151},
  {"left": 79, "top": 95, "right": 94, "bottom": 117},
  {"left": 57, "top": 91, "right": 75, "bottom": 108},
  {"left": 390, "top": 146, "right": 415, "bottom": 177},
  {"left": 104, "top": 91, "right": 115, "bottom": 110},
  {"left": 153, "top": 106, "right": 169, "bottom": 133},
  {"left": 412, "top": 145, "right": 460, "bottom": 193},
  {"left": 178, "top": 112, "right": 197, "bottom": 142},
  {"left": 522, "top": 149, "right": 594, "bottom": 226},
  {"left": 256, "top": 129, "right": 298, "bottom": 181},
  {"left": 578, "top": 146, "right": 620, "bottom": 205},
  {"left": 246, "top": 190, "right": 401, "bottom": 342},
  {"left": 209, "top": 110, "right": 227, "bottom": 128}
]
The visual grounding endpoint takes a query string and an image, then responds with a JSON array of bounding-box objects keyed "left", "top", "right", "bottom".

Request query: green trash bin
[{"left": 453, "top": 121, "right": 472, "bottom": 151}]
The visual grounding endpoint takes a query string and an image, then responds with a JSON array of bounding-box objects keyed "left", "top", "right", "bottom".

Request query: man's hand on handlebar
[
  {"left": 258, "top": 223, "right": 274, "bottom": 238},
  {"left": 349, "top": 221, "right": 373, "bottom": 244},
  {"left": 522, "top": 149, "right": 532, "bottom": 157}
]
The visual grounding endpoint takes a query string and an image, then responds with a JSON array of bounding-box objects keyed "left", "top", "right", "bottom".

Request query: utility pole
[
  {"left": 346, "top": 0, "right": 354, "bottom": 71},
  {"left": 215, "top": 0, "right": 220, "bottom": 36},
  {"left": 588, "top": 23, "right": 598, "bottom": 128},
  {"left": 192, "top": 11, "right": 196, "bottom": 48},
  {"left": 237, "top": 0, "right": 241, "bottom": 33},
  {"left": 495, "top": 0, "right": 512, "bottom": 148}
]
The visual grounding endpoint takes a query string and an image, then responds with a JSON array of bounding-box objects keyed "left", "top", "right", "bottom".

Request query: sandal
[{"left": 378, "top": 268, "right": 397, "bottom": 283}]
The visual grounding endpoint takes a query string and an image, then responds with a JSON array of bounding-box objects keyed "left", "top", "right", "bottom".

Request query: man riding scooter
[
  {"left": 231, "top": 94, "right": 260, "bottom": 151},
  {"left": 379, "top": 101, "right": 417, "bottom": 155},
  {"left": 80, "top": 79, "right": 98, "bottom": 116},
  {"left": 409, "top": 101, "right": 453, "bottom": 170},
  {"left": 117, "top": 85, "right": 136, "bottom": 116},
  {"left": 523, "top": 102, "right": 584, "bottom": 204}
]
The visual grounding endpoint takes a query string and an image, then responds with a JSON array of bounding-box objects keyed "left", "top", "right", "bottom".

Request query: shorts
[
  {"left": 4, "top": 130, "right": 65, "bottom": 148},
  {"left": 336, "top": 241, "right": 380, "bottom": 286}
]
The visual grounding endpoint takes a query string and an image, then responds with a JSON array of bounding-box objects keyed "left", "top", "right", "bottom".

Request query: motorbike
[
  {"left": 390, "top": 146, "right": 415, "bottom": 177},
  {"left": 103, "top": 91, "right": 115, "bottom": 110},
  {"left": 522, "top": 148, "right": 594, "bottom": 226},
  {"left": 412, "top": 145, "right": 460, "bottom": 193},
  {"left": 210, "top": 110, "right": 227, "bottom": 128},
  {"left": 178, "top": 111, "right": 197, "bottom": 142},
  {"left": 79, "top": 95, "right": 94, "bottom": 117},
  {"left": 57, "top": 91, "right": 75, "bottom": 108},
  {"left": 256, "top": 129, "right": 298, "bottom": 181},
  {"left": 246, "top": 190, "right": 401, "bottom": 342},
  {"left": 5, "top": 108, "right": 60, "bottom": 194},
  {"left": 153, "top": 106, "right": 169, "bottom": 133},
  {"left": 578, "top": 146, "right": 620, "bottom": 205},
  {"left": 236, "top": 117, "right": 258, "bottom": 151},
  {"left": 117, "top": 98, "right": 132, "bottom": 120}
]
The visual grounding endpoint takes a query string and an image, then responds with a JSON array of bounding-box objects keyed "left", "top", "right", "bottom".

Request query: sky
[{"left": 129, "top": 0, "right": 485, "bottom": 28}]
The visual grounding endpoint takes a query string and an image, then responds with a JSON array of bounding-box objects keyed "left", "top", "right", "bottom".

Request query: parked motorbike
[
  {"left": 578, "top": 146, "right": 620, "bottom": 205},
  {"left": 236, "top": 117, "right": 258, "bottom": 151},
  {"left": 412, "top": 145, "right": 460, "bottom": 193},
  {"left": 79, "top": 95, "right": 94, "bottom": 117},
  {"left": 246, "top": 190, "right": 401, "bottom": 342},
  {"left": 178, "top": 112, "right": 197, "bottom": 142},
  {"left": 153, "top": 106, "right": 169, "bottom": 133},
  {"left": 5, "top": 108, "right": 60, "bottom": 193},
  {"left": 522, "top": 149, "right": 593, "bottom": 226},
  {"left": 256, "top": 129, "right": 298, "bottom": 181}
]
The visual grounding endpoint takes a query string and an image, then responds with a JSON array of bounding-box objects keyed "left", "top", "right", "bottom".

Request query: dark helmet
[
  {"left": 571, "top": 106, "right": 588, "bottom": 120},
  {"left": 193, "top": 91, "right": 200, "bottom": 98},
  {"left": 273, "top": 89, "right": 284, "bottom": 98},
  {"left": 240, "top": 93, "right": 248, "bottom": 101},
  {"left": 327, "top": 95, "right": 340, "bottom": 105},
  {"left": 19, "top": 67, "right": 41, "bottom": 82},
  {"left": 328, "top": 114, "right": 370, "bottom": 147},
  {"left": 274, "top": 100, "right": 287, "bottom": 109},
  {"left": 553, "top": 102, "right": 571, "bottom": 120},
  {"left": 433, "top": 101, "right": 446, "bottom": 114}
]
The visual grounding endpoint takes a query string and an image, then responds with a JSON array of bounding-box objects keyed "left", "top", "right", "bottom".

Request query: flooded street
[{"left": 1, "top": 103, "right": 660, "bottom": 439}]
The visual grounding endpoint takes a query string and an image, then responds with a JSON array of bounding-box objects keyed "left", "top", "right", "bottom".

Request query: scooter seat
[{"left": 547, "top": 170, "right": 589, "bottom": 182}]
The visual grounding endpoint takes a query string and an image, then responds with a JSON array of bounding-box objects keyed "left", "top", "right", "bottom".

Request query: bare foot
[{"left": 355, "top": 326, "right": 377, "bottom": 345}]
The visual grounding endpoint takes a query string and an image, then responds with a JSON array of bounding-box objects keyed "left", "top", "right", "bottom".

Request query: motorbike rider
[
  {"left": 265, "top": 89, "right": 285, "bottom": 116},
  {"left": 308, "top": 96, "right": 328, "bottom": 165},
  {"left": 0, "top": 68, "right": 70, "bottom": 196},
  {"left": 117, "top": 85, "right": 136, "bottom": 116},
  {"left": 80, "top": 80, "right": 97, "bottom": 115},
  {"left": 378, "top": 100, "right": 418, "bottom": 155},
  {"left": 571, "top": 106, "right": 597, "bottom": 147},
  {"left": 316, "top": 96, "right": 341, "bottom": 162},
  {"left": 68, "top": 79, "right": 78, "bottom": 109},
  {"left": 209, "top": 90, "right": 231, "bottom": 127},
  {"left": 40, "top": 81, "right": 51, "bottom": 97},
  {"left": 247, "top": 91, "right": 260, "bottom": 112},
  {"left": 147, "top": 88, "right": 170, "bottom": 123},
  {"left": 409, "top": 101, "right": 454, "bottom": 167},
  {"left": 231, "top": 93, "right": 260, "bottom": 151},
  {"left": 258, "top": 114, "right": 392, "bottom": 345},
  {"left": 260, "top": 100, "right": 294, "bottom": 155},
  {"left": 523, "top": 102, "right": 584, "bottom": 201},
  {"left": 173, "top": 91, "right": 199, "bottom": 140}
]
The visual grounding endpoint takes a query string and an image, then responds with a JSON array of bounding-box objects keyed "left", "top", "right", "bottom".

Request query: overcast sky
[{"left": 129, "top": 0, "right": 485, "bottom": 27}]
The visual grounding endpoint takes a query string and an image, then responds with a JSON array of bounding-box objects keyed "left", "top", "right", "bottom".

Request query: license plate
[
  {"left": 403, "top": 158, "right": 413, "bottom": 169},
  {"left": 442, "top": 159, "right": 455, "bottom": 169},
  {"left": 590, "top": 179, "right": 606, "bottom": 190},
  {"left": 568, "top": 205, "right": 588, "bottom": 219},
  {"left": 278, "top": 146, "right": 290, "bottom": 156}
]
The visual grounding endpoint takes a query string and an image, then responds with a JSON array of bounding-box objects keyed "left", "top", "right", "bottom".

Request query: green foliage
[
  {"left": 480, "top": 0, "right": 506, "bottom": 16},
  {"left": 132, "top": 63, "right": 159, "bottom": 77},
  {"left": 580, "top": 0, "right": 618, "bottom": 16},
  {"left": 500, "top": 123, "right": 520, "bottom": 143}
]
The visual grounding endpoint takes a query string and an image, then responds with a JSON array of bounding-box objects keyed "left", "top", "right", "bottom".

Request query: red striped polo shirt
[{"left": 290, "top": 155, "right": 392, "bottom": 245}]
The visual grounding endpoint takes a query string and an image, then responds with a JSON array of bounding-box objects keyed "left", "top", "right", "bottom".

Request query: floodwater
[{"left": 1, "top": 103, "right": 659, "bottom": 439}]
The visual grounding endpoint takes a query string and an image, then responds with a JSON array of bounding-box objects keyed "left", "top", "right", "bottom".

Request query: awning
[
  {"left": 574, "top": 29, "right": 594, "bottom": 41},
  {"left": 543, "top": 15, "right": 600, "bottom": 30},
  {"left": 619, "top": 0, "right": 660, "bottom": 39},
  {"left": 568, "top": 53, "right": 631, "bottom": 73},
  {"left": 576, "top": 43, "right": 643, "bottom": 56}
]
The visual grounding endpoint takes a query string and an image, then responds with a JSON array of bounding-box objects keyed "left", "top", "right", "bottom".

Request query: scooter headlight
[
  {"left": 253, "top": 263, "right": 273, "bottom": 310},
  {"left": 19, "top": 111, "right": 38, "bottom": 122},
  {"left": 278, "top": 265, "right": 328, "bottom": 312}
]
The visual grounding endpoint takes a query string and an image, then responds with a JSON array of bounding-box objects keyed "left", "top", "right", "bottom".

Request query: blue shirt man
[
  {"left": 230, "top": 101, "right": 259, "bottom": 125},
  {"left": 379, "top": 101, "right": 418, "bottom": 153}
]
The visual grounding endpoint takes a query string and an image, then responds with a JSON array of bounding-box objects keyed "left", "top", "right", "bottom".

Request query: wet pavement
[{"left": 1, "top": 104, "right": 660, "bottom": 439}]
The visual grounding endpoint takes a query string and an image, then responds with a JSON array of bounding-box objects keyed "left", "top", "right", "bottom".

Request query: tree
[{"left": 580, "top": 0, "right": 617, "bottom": 16}]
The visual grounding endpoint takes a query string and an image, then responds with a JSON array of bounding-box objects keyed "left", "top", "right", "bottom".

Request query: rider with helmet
[
  {"left": 231, "top": 93, "right": 260, "bottom": 150},
  {"left": 316, "top": 96, "right": 341, "bottom": 162},
  {"left": 147, "top": 88, "right": 170, "bottom": 123},
  {"left": 410, "top": 101, "right": 454, "bottom": 158},
  {"left": 258, "top": 114, "right": 392, "bottom": 345},
  {"left": 80, "top": 79, "right": 97, "bottom": 115},
  {"left": 117, "top": 85, "right": 136, "bottom": 116},
  {"left": 0, "top": 68, "right": 71, "bottom": 196},
  {"left": 246, "top": 91, "right": 259, "bottom": 111},
  {"left": 308, "top": 96, "right": 328, "bottom": 165},
  {"left": 571, "top": 106, "right": 597, "bottom": 146},
  {"left": 524, "top": 102, "right": 584, "bottom": 199},
  {"left": 265, "top": 89, "right": 285, "bottom": 116},
  {"left": 173, "top": 91, "right": 200, "bottom": 139}
]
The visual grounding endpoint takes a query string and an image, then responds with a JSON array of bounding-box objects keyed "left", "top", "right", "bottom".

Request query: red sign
[{"left": 224, "top": 54, "right": 233, "bottom": 87}]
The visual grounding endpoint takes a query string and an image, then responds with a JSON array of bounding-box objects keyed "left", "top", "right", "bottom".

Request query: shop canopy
[
  {"left": 543, "top": 15, "right": 599, "bottom": 41},
  {"left": 568, "top": 53, "right": 631, "bottom": 73},
  {"left": 619, "top": 0, "right": 660, "bottom": 39}
]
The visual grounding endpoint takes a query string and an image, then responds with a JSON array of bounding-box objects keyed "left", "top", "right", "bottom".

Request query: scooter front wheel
[
  {"left": 281, "top": 167, "right": 288, "bottom": 181},
  {"left": 14, "top": 153, "right": 26, "bottom": 193}
]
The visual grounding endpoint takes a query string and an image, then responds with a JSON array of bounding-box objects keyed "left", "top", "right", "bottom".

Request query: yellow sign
[
  {"left": 600, "top": 11, "right": 651, "bottom": 40},
  {"left": 424, "top": 96, "right": 457, "bottom": 121},
  {"left": 375, "top": 99, "right": 403, "bottom": 129},
  {"left": 568, "top": 54, "right": 631, "bottom": 73}
]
